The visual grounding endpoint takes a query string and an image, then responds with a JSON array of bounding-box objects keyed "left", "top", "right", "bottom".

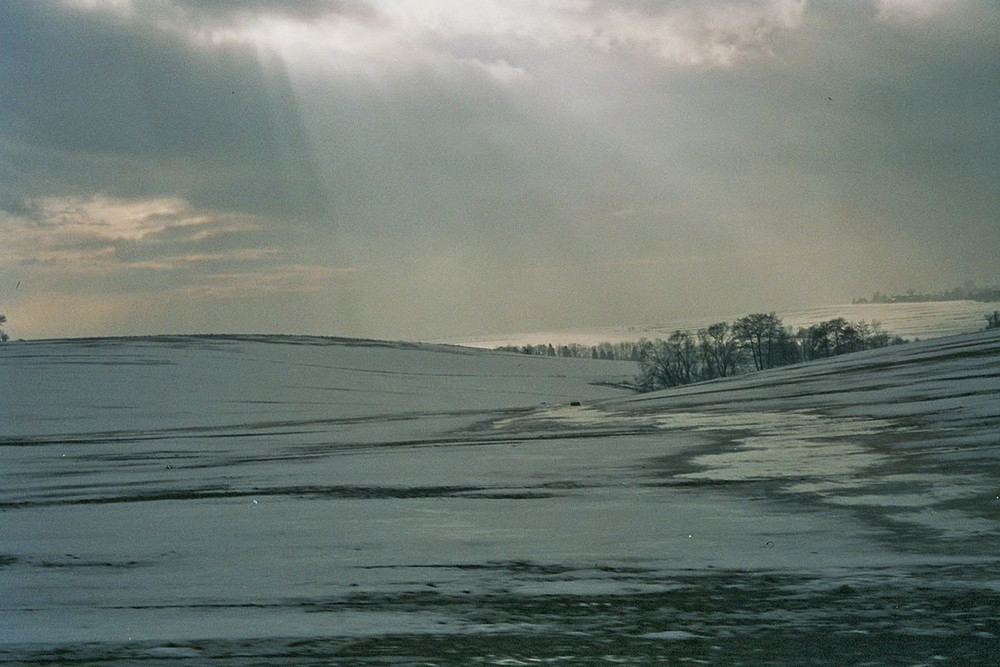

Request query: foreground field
[{"left": 1, "top": 332, "right": 998, "bottom": 664}]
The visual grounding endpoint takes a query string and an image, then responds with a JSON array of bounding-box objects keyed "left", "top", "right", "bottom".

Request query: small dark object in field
[{"left": 570, "top": 401, "right": 581, "bottom": 406}]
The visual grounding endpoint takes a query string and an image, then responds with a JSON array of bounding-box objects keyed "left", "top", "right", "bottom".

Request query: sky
[{"left": 1, "top": 0, "right": 997, "bottom": 341}]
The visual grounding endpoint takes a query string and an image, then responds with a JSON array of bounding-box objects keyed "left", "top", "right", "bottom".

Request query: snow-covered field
[{"left": 1, "top": 330, "right": 999, "bottom": 664}]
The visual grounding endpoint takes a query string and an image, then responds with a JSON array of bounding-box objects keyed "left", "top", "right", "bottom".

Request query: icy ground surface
[{"left": 1, "top": 332, "right": 999, "bottom": 665}]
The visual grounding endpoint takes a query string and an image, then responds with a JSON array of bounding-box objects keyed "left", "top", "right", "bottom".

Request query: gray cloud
[
  {"left": 168, "top": 0, "right": 368, "bottom": 21},
  {"left": 0, "top": 2, "right": 326, "bottom": 218}
]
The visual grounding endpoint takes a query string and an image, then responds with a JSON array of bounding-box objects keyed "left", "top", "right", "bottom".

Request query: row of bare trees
[
  {"left": 497, "top": 313, "right": 906, "bottom": 391},
  {"left": 495, "top": 341, "right": 647, "bottom": 361},
  {"left": 637, "top": 314, "right": 905, "bottom": 390}
]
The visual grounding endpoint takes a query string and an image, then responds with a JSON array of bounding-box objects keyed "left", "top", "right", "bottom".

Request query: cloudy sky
[{"left": 1, "top": 0, "right": 997, "bottom": 340}]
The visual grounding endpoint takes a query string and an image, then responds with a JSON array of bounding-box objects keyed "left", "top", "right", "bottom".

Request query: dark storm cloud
[{"left": 0, "top": 1, "right": 325, "bottom": 218}]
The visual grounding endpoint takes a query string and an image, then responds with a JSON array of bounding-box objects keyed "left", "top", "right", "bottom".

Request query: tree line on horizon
[
  {"left": 853, "top": 282, "right": 1000, "bottom": 304},
  {"left": 497, "top": 313, "right": 908, "bottom": 391}
]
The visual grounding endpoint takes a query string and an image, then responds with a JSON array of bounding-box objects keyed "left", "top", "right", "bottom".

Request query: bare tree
[
  {"left": 0, "top": 314, "right": 7, "bottom": 342},
  {"left": 669, "top": 331, "right": 699, "bottom": 385},
  {"left": 637, "top": 332, "right": 700, "bottom": 389},
  {"left": 733, "top": 313, "right": 784, "bottom": 371},
  {"left": 637, "top": 339, "right": 671, "bottom": 390},
  {"left": 697, "top": 321, "right": 741, "bottom": 378},
  {"left": 800, "top": 318, "right": 902, "bottom": 359}
]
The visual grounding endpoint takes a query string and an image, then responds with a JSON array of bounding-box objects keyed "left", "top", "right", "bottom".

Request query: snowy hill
[
  {"left": 1, "top": 331, "right": 998, "bottom": 664},
  {"left": 1, "top": 335, "right": 636, "bottom": 438}
]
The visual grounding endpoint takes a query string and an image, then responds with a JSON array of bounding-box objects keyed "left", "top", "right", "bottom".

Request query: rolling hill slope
[{"left": 1, "top": 331, "right": 998, "bottom": 664}]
